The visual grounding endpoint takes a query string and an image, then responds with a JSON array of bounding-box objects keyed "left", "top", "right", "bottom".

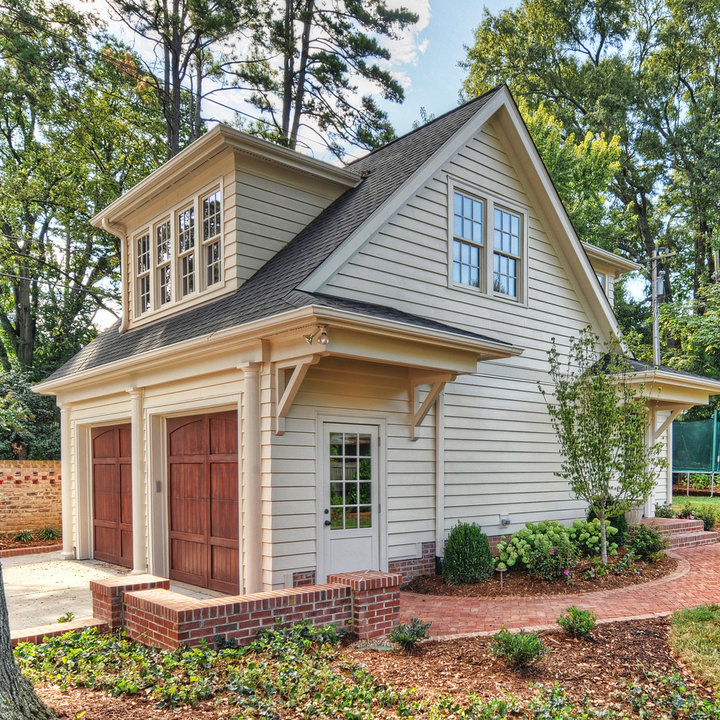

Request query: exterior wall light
[{"left": 305, "top": 325, "right": 329, "bottom": 345}]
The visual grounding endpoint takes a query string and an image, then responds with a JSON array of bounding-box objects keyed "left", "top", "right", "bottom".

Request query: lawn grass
[
  {"left": 673, "top": 495, "right": 720, "bottom": 508},
  {"left": 670, "top": 604, "right": 720, "bottom": 686}
]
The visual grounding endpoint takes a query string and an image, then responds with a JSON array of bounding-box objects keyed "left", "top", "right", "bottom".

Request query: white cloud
[{"left": 381, "top": 0, "right": 431, "bottom": 67}]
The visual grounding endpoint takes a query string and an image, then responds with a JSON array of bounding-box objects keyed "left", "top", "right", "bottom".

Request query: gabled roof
[{"left": 42, "top": 87, "right": 505, "bottom": 383}]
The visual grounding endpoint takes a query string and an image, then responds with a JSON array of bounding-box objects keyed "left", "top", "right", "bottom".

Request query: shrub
[
  {"left": 496, "top": 521, "right": 573, "bottom": 571},
  {"left": 569, "top": 518, "right": 618, "bottom": 558},
  {"left": 12, "top": 530, "right": 34, "bottom": 543},
  {"left": 490, "top": 628, "right": 548, "bottom": 669},
  {"left": 39, "top": 526, "right": 61, "bottom": 540},
  {"left": 389, "top": 618, "right": 431, "bottom": 650},
  {"left": 442, "top": 522, "right": 494, "bottom": 584},
  {"left": 678, "top": 503, "right": 718, "bottom": 531},
  {"left": 525, "top": 534, "right": 577, "bottom": 581},
  {"left": 557, "top": 606, "right": 597, "bottom": 637},
  {"left": 627, "top": 524, "right": 667, "bottom": 561},
  {"left": 655, "top": 503, "right": 675, "bottom": 518},
  {"left": 587, "top": 503, "right": 628, "bottom": 547}
]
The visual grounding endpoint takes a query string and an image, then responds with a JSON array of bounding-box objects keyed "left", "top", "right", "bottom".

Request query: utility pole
[{"left": 650, "top": 251, "right": 676, "bottom": 366}]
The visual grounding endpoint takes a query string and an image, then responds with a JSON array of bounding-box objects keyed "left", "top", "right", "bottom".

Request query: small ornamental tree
[{"left": 539, "top": 328, "right": 665, "bottom": 562}]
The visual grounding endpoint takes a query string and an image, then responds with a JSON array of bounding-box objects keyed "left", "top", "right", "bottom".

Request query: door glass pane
[
  {"left": 330, "top": 482, "right": 343, "bottom": 505},
  {"left": 330, "top": 458, "right": 343, "bottom": 481},
  {"left": 329, "top": 434, "right": 343, "bottom": 456},
  {"left": 331, "top": 508, "right": 343, "bottom": 529},
  {"left": 359, "top": 506, "right": 372, "bottom": 528},
  {"left": 345, "top": 507, "right": 358, "bottom": 529},
  {"left": 359, "top": 482, "right": 371, "bottom": 504},
  {"left": 345, "top": 482, "right": 358, "bottom": 504},
  {"left": 358, "top": 435, "right": 371, "bottom": 456}
]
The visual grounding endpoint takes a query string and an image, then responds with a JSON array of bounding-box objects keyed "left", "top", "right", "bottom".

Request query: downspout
[
  {"left": 101, "top": 218, "right": 129, "bottom": 333},
  {"left": 434, "top": 389, "right": 445, "bottom": 574}
]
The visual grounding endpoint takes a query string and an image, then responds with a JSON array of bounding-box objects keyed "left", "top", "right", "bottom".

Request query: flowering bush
[
  {"left": 568, "top": 518, "right": 618, "bottom": 558},
  {"left": 525, "top": 533, "right": 578, "bottom": 581},
  {"left": 496, "top": 520, "right": 574, "bottom": 570}
]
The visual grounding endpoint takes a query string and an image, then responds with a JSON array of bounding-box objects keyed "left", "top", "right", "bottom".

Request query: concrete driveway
[
  {"left": 2, "top": 551, "right": 220, "bottom": 634},
  {"left": 2, "top": 551, "right": 129, "bottom": 632}
]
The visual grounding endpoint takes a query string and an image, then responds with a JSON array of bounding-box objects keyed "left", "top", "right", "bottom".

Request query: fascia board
[
  {"left": 91, "top": 125, "right": 361, "bottom": 229},
  {"left": 493, "top": 95, "right": 623, "bottom": 344},
  {"left": 296, "top": 89, "right": 508, "bottom": 293},
  {"left": 35, "top": 303, "right": 523, "bottom": 397},
  {"left": 582, "top": 243, "right": 641, "bottom": 275},
  {"left": 628, "top": 370, "right": 720, "bottom": 395}
]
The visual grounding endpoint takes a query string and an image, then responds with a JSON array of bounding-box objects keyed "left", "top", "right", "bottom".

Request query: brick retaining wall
[
  {"left": 0, "top": 462, "right": 61, "bottom": 534},
  {"left": 91, "top": 570, "right": 401, "bottom": 651}
]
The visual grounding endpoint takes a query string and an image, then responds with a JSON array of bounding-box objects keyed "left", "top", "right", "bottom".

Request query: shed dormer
[
  {"left": 582, "top": 243, "right": 641, "bottom": 308},
  {"left": 93, "top": 126, "right": 361, "bottom": 331}
]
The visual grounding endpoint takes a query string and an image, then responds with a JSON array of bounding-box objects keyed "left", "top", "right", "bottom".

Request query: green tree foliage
[
  {"left": 242, "top": 0, "right": 418, "bottom": 158},
  {"left": 540, "top": 329, "right": 664, "bottom": 562},
  {"left": 462, "top": 0, "right": 720, "bottom": 335},
  {"left": 0, "top": 0, "right": 167, "bottom": 457}
]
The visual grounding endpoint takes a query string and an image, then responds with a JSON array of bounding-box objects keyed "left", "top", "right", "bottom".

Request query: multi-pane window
[
  {"left": 132, "top": 184, "right": 223, "bottom": 319},
  {"left": 177, "top": 207, "right": 195, "bottom": 297},
  {"left": 452, "top": 191, "right": 483, "bottom": 288},
  {"left": 156, "top": 220, "right": 172, "bottom": 305},
  {"left": 493, "top": 208, "right": 521, "bottom": 298},
  {"left": 203, "top": 190, "right": 222, "bottom": 287},
  {"left": 329, "top": 432, "right": 372, "bottom": 530},
  {"left": 136, "top": 232, "right": 151, "bottom": 314}
]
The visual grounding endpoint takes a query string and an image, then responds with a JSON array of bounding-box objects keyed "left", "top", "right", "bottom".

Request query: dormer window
[
  {"left": 130, "top": 182, "right": 223, "bottom": 320},
  {"left": 178, "top": 206, "right": 195, "bottom": 297},
  {"left": 493, "top": 208, "right": 521, "bottom": 298},
  {"left": 203, "top": 190, "right": 222, "bottom": 286},
  {"left": 136, "top": 232, "right": 151, "bottom": 315}
]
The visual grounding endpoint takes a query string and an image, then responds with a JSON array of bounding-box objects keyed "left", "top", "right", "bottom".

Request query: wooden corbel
[
  {"left": 274, "top": 356, "right": 321, "bottom": 435},
  {"left": 409, "top": 371, "right": 456, "bottom": 441},
  {"left": 650, "top": 407, "right": 687, "bottom": 444}
]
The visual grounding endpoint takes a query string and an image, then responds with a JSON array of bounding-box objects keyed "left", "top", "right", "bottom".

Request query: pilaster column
[
  {"left": 240, "top": 363, "right": 262, "bottom": 593},
  {"left": 128, "top": 388, "right": 147, "bottom": 574},
  {"left": 59, "top": 405, "right": 74, "bottom": 559}
]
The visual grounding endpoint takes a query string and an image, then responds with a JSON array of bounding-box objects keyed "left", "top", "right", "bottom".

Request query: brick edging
[
  {"left": 11, "top": 618, "right": 108, "bottom": 647},
  {"left": 400, "top": 551, "right": 691, "bottom": 603},
  {"left": 0, "top": 543, "right": 62, "bottom": 558}
]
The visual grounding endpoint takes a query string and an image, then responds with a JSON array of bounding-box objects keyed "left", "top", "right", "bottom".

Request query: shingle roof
[{"left": 45, "top": 87, "right": 503, "bottom": 383}]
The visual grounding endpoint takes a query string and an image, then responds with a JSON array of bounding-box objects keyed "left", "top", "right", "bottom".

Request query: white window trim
[
  {"left": 447, "top": 177, "right": 528, "bottom": 305},
  {"left": 129, "top": 178, "right": 224, "bottom": 321}
]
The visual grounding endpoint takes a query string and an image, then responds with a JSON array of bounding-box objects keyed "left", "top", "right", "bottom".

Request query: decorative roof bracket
[
  {"left": 409, "top": 371, "right": 456, "bottom": 441},
  {"left": 274, "top": 356, "right": 321, "bottom": 436}
]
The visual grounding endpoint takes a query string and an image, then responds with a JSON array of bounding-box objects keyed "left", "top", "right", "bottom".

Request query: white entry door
[{"left": 320, "top": 424, "right": 380, "bottom": 580}]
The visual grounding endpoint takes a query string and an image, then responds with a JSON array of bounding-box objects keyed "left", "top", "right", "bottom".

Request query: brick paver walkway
[{"left": 400, "top": 544, "right": 720, "bottom": 639}]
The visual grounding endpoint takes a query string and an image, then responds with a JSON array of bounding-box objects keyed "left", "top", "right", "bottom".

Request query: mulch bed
[
  {"left": 404, "top": 554, "right": 678, "bottom": 597},
  {"left": 31, "top": 617, "right": 710, "bottom": 719},
  {"left": 0, "top": 535, "right": 61, "bottom": 550},
  {"left": 344, "top": 617, "right": 707, "bottom": 707}
]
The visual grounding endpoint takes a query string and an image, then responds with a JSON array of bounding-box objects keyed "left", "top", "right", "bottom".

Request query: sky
[{"left": 380, "top": 0, "right": 513, "bottom": 138}]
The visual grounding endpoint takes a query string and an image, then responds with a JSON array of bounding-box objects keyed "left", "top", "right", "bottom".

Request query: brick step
[
  {"left": 667, "top": 530, "right": 719, "bottom": 549},
  {"left": 642, "top": 518, "right": 704, "bottom": 534}
]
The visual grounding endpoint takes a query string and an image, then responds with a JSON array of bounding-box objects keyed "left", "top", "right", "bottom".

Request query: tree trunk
[
  {"left": 0, "top": 560, "right": 56, "bottom": 719},
  {"left": 598, "top": 512, "right": 608, "bottom": 564}
]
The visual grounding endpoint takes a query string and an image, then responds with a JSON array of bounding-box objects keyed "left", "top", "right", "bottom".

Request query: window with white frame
[
  {"left": 131, "top": 183, "right": 223, "bottom": 319},
  {"left": 136, "top": 232, "right": 151, "bottom": 315},
  {"left": 493, "top": 207, "right": 521, "bottom": 298},
  {"left": 452, "top": 191, "right": 483, "bottom": 288},
  {"left": 449, "top": 183, "right": 525, "bottom": 301},
  {"left": 203, "top": 190, "right": 222, "bottom": 287},
  {"left": 177, "top": 206, "right": 195, "bottom": 297}
]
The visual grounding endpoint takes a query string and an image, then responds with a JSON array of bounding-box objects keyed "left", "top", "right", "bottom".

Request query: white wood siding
[
  {"left": 319, "top": 118, "right": 606, "bottom": 539},
  {"left": 267, "top": 357, "right": 434, "bottom": 589}
]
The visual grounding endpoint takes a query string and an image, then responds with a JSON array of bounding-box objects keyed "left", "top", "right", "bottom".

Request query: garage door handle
[{"left": 324, "top": 520, "right": 332, "bottom": 526}]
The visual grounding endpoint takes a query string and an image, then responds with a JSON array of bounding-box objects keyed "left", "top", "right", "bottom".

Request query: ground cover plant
[
  {"left": 0, "top": 528, "right": 61, "bottom": 550},
  {"left": 16, "top": 615, "right": 720, "bottom": 719}
]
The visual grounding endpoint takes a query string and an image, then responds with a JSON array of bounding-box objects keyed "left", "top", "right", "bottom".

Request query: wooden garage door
[
  {"left": 92, "top": 425, "right": 133, "bottom": 568},
  {"left": 167, "top": 411, "right": 239, "bottom": 594}
]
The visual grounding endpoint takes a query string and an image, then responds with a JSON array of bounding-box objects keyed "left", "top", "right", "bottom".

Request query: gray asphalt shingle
[{"left": 46, "top": 88, "right": 503, "bottom": 383}]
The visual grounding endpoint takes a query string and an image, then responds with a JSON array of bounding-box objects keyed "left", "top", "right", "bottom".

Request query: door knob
[{"left": 324, "top": 520, "right": 332, "bottom": 526}]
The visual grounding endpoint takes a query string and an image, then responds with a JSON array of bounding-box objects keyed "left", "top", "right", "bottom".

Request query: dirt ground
[
  {"left": 29, "top": 617, "right": 710, "bottom": 719},
  {"left": 404, "top": 554, "right": 677, "bottom": 597}
]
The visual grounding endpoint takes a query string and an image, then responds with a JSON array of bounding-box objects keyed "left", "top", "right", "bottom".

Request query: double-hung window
[
  {"left": 493, "top": 208, "right": 521, "bottom": 298},
  {"left": 452, "top": 191, "right": 483, "bottom": 288},
  {"left": 203, "top": 190, "right": 222, "bottom": 287},
  {"left": 131, "top": 182, "right": 223, "bottom": 320},
  {"left": 450, "top": 183, "right": 524, "bottom": 302}
]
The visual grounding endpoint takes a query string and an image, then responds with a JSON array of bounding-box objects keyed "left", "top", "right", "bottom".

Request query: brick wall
[
  {"left": 389, "top": 542, "right": 436, "bottom": 583},
  {"left": 92, "top": 571, "right": 401, "bottom": 651},
  {"left": 0, "top": 461, "right": 61, "bottom": 534}
]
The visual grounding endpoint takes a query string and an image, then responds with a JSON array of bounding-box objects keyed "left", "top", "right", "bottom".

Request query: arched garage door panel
[
  {"left": 167, "top": 412, "right": 239, "bottom": 594},
  {"left": 92, "top": 425, "right": 132, "bottom": 568}
]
